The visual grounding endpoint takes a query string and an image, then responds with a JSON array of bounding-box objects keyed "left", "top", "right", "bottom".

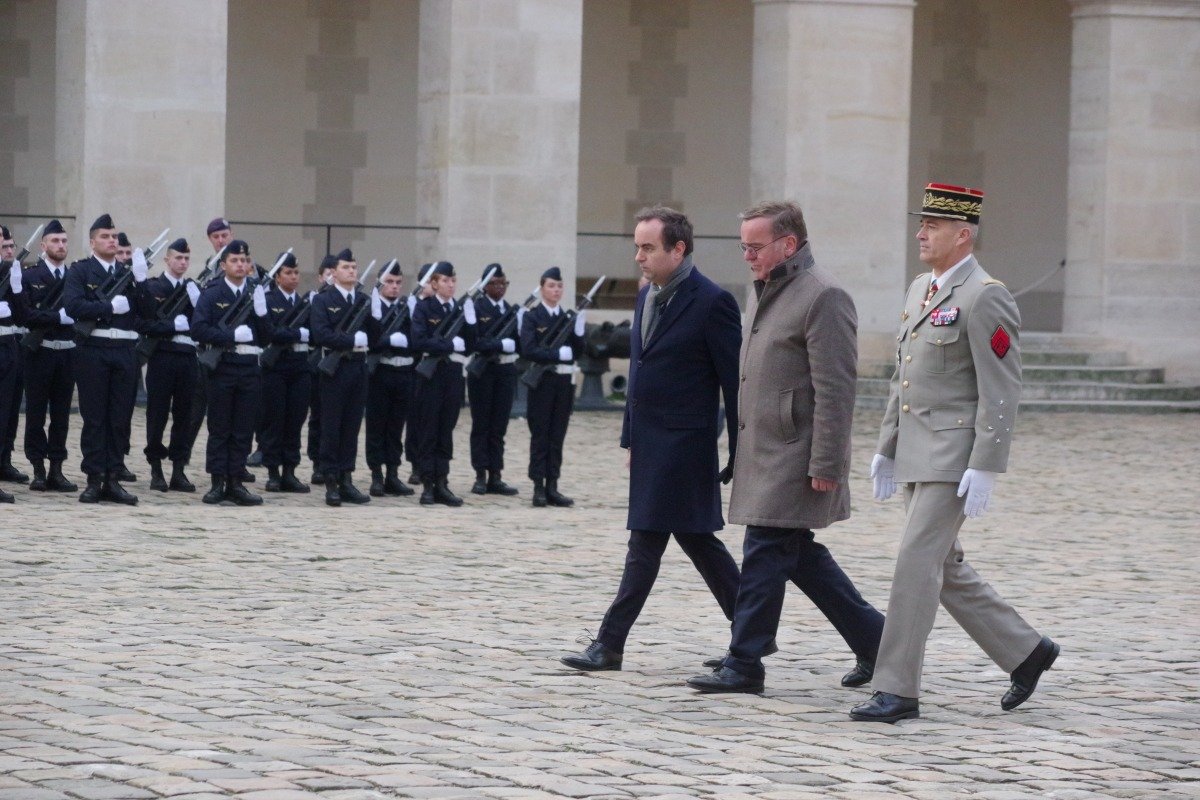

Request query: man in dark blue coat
[{"left": 560, "top": 206, "right": 743, "bottom": 671}]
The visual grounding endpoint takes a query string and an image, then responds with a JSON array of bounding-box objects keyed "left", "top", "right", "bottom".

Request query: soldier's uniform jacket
[
  {"left": 18, "top": 260, "right": 74, "bottom": 343},
  {"left": 877, "top": 255, "right": 1021, "bottom": 483},
  {"left": 190, "top": 280, "right": 274, "bottom": 364},
  {"left": 411, "top": 295, "right": 475, "bottom": 355},
  {"left": 471, "top": 295, "right": 519, "bottom": 358},
  {"left": 263, "top": 285, "right": 309, "bottom": 356},
  {"left": 518, "top": 303, "right": 580, "bottom": 365},
  {"left": 367, "top": 296, "right": 417, "bottom": 360},
  {"left": 310, "top": 286, "right": 369, "bottom": 352},
  {"left": 62, "top": 256, "right": 147, "bottom": 335},
  {"left": 136, "top": 274, "right": 197, "bottom": 352}
]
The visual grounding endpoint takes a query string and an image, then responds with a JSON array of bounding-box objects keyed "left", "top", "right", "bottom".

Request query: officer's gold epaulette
[{"left": 981, "top": 278, "right": 1006, "bottom": 287}]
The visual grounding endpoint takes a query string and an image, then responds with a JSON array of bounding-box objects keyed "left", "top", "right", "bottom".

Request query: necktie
[
  {"left": 443, "top": 303, "right": 450, "bottom": 314},
  {"left": 921, "top": 279, "right": 938, "bottom": 310}
]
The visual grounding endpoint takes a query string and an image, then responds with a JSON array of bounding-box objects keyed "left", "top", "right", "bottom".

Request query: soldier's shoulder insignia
[
  {"left": 990, "top": 325, "right": 1011, "bottom": 359},
  {"left": 982, "top": 278, "right": 1006, "bottom": 287}
]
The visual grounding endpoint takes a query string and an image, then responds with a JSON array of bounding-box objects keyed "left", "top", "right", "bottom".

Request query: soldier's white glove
[
  {"left": 252, "top": 284, "right": 267, "bottom": 317},
  {"left": 407, "top": 294, "right": 418, "bottom": 314},
  {"left": 870, "top": 454, "right": 896, "bottom": 502},
  {"left": 8, "top": 266, "right": 21, "bottom": 294},
  {"left": 558, "top": 345, "right": 573, "bottom": 362},
  {"left": 110, "top": 295, "right": 131, "bottom": 315},
  {"left": 371, "top": 287, "right": 382, "bottom": 320},
  {"left": 452, "top": 336, "right": 465, "bottom": 353},
  {"left": 173, "top": 314, "right": 189, "bottom": 332},
  {"left": 185, "top": 281, "right": 201, "bottom": 306},
  {"left": 298, "top": 327, "right": 310, "bottom": 343},
  {"left": 0, "top": 301, "right": 10, "bottom": 319},
  {"left": 353, "top": 330, "right": 368, "bottom": 348},
  {"left": 500, "top": 338, "right": 516, "bottom": 354},
  {"left": 389, "top": 332, "right": 408, "bottom": 348},
  {"left": 957, "top": 468, "right": 997, "bottom": 519},
  {"left": 516, "top": 306, "right": 526, "bottom": 328},
  {"left": 131, "top": 247, "right": 148, "bottom": 282},
  {"left": 58, "top": 308, "right": 74, "bottom": 325},
  {"left": 233, "top": 324, "right": 253, "bottom": 343},
  {"left": 574, "top": 310, "right": 586, "bottom": 337},
  {"left": 463, "top": 298, "right": 476, "bottom": 325}
]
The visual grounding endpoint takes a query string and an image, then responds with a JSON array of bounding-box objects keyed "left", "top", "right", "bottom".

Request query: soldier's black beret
[
  {"left": 43, "top": 219, "right": 65, "bottom": 237},
  {"left": 221, "top": 239, "right": 250, "bottom": 260},
  {"left": 541, "top": 266, "right": 563, "bottom": 283},
  {"left": 277, "top": 251, "right": 298, "bottom": 269},
  {"left": 336, "top": 248, "right": 355, "bottom": 263},
  {"left": 318, "top": 254, "right": 337, "bottom": 272},
  {"left": 431, "top": 261, "right": 455, "bottom": 278},
  {"left": 116, "top": 232, "right": 132, "bottom": 248},
  {"left": 168, "top": 238, "right": 190, "bottom": 254},
  {"left": 206, "top": 217, "right": 230, "bottom": 235},
  {"left": 0, "top": 225, "right": 10, "bottom": 240},
  {"left": 382, "top": 259, "right": 402, "bottom": 276},
  {"left": 484, "top": 262, "right": 505, "bottom": 280},
  {"left": 90, "top": 213, "right": 115, "bottom": 233}
]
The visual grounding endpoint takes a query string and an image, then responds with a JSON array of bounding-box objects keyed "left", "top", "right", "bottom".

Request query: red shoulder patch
[{"left": 990, "top": 325, "right": 1011, "bottom": 359}]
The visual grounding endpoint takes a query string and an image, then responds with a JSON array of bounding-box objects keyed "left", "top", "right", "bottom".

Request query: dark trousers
[
  {"left": 467, "top": 364, "right": 516, "bottom": 472},
  {"left": 75, "top": 342, "right": 138, "bottom": 476},
  {"left": 365, "top": 364, "right": 412, "bottom": 469},
  {"left": 413, "top": 360, "right": 463, "bottom": 480},
  {"left": 23, "top": 346, "right": 74, "bottom": 463},
  {"left": 319, "top": 359, "right": 367, "bottom": 475},
  {"left": 597, "top": 529, "right": 741, "bottom": 653},
  {"left": 0, "top": 338, "right": 22, "bottom": 462},
  {"left": 307, "top": 364, "right": 322, "bottom": 465},
  {"left": 184, "top": 365, "right": 209, "bottom": 464},
  {"left": 261, "top": 357, "right": 311, "bottom": 468},
  {"left": 526, "top": 371, "right": 573, "bottom": 481},
  {"left": 724, "top": 525, "right": 885, "bottom": 679},
  {"left": 204, "top": 361, "right": 260, "bottom": 477},
  {"left": 144, "top": 349, "right": 198, "bottom": 463},
  {"left": 404, "top": 368, "right": 420, "bottom": 469}
]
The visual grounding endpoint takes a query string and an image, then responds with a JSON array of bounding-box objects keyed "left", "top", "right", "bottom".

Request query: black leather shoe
[
  {"left": 561, "top": 640, "right": 622, "bottom": 672},
  {"left": 0, "top": 459, "right": 29, "bottom": 483},
  {"left": 546, "top": 480, "right": 574, "bottom": 507},
  {"left": 471, "top": 471, "right": 488, "bottom": 495},
  {"left": 29, "top": 463, "right": 48, "bottom": 491},
  {"left": 227, "top": 480, "right": 263, "bottom": 506},
  {"left": 169, "top": 462, "right": 196, "bottom": 492},
  {"left": 237, "top": 466, "right": 256, "bottom": 483},
  {"left": 265, "top": 466, "right": 283, "bottom": 492},
  {"left": 703, "top": 639, "right": 778, "bottom": 669},
  {"left": 324, "top": 475, "right": 342, "bottom": 507},
  {"left": 369, "top": 468, "right": 386, "bottom": 497},
  {"left": 687, "top": 666, "right": 764, "bottom": 694},
  {"left": 383, "top": 466, "right": 413, "bottom": 496},
  {"left": 433, "top": 479, "right": 463, "bottom": 507},
  {"left": 532, "top": 479, "right": 547, "bottom": 507},
  {"left": 311, "top": 465, "right": 325, "bottom": 485},
  {"left": 0, "top": 485, "right": 13, "bottom": 503},
  {"left": 419, "top": 481, "right": 436, "bottom": 505},
  {"left": 102, "top": 474, "right": 138, "bottom": 506},
  {"left": 202, "top": 476, "right": 227, "bottom": 505},
  {"left": 487, "top": 472, "right": 519, "bottom": 496},
  {"left": 149, "top": 460, "right": 168, "bottom": 492},
  {"left": 1002, "top": 636, "right": 1060, "bottom": 711},
  {"left": 246, "top": 449, "right": 263, "bottom": 467},
  {"left": 841, "top": 657, "right": 875, "bottom": 688},
  {"left": 850, "top": 691, "right": 919, "bottom": 722},
  {"left": 79, "top": 475, "right": 104, "bottom": 503},
  {"left": 339, "top": 472, "right": 371, "bottom": 504},
  {"left": 279, "top": 466, "right": 310, "bottom": 494},
  {"left": 47, "top": 462, "right": 77, "bottom": 492},
  {"left": 116, "top": 465, "right": 137, "bottom": 483}
]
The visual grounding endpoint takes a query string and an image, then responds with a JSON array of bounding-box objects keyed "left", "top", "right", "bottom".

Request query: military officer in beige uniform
[{"left": 851, "top": 184, "right": 1059, "bottom": 723}]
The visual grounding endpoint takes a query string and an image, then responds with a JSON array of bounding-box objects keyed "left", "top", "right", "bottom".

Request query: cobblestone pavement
[{"left": 2, "top": 408, "right": 1198, "bottom": 799}]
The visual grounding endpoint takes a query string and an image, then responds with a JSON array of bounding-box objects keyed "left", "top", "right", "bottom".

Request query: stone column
[
  {"left": 750, "top": 0, "right": 916, "bottom": 355},
  {"left": 417, "top": 0, "right": 584, "bottom": 290},
  {"left": 55, "top": 0, "right": 226, "bottom": 248},
  {"left": 1065, "top": 0, "right": 1200, "bottom": 379}
]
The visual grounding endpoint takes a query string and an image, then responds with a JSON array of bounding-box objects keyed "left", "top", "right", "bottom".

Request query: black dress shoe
[
  {"left": 703, "top": 639, "right": 778, "bottom": 669},
  {"left": 202, "top": 476, "right": 227, "bottom": 505},
  {"left": 532, "top": 479, "right": 547, "bottom": 507},
  {"left": 369, "top": 468, "right": 386, "bottom": 497},
  {"left": 383, "top": 467, "right": 413, "bottom": 496},
  {"left": 433, "top": 479, "right": 463, "bottom": 507},
  {"left": 339, "top": 472, "right": 371, "bottom": 505},
  {"left": 265, "top": 466, "right": 283, "bottom": 492},
  {"left": 311, "top": 466, "right": 325, "bottom": 485},
  {"left": 1002, "top": 636, "right": 1060, "bottom": 711},
  {"left": 686, "top": 666, "right": 764, "bottom": 694},
  {"left": 850, "top": 691, "right": 919, "bottom": 723},
  {"left": 236, "top": 466, "right": 256, "bottom": 483},
  {"left": 560, "top": 640, "right": 622, "bottom": 672},
  {"left": 0, "top": 485, "right": 13, "bottom": 503},
  {"left": 102, "top": 475, "right": 138, "bottom": 506},
  {"left": 486, "top": 472, "right": 519, "bottom": 496},
  {"left": 169, "top": 462, "right": 196, "bottom": 492},
  {"left": 47, "top": 462, "right": 77, "bottom": 492},
  {"left": 325, "top": 475, "right": 342, "bottom": 507},
  {"left": 149, "top": 460, "right": 168, "bottom": 492},
  {"left": 470, "top": 471, "right": 488, "bottom": 495},
  {"left": 279, "top": 466, "right": 310, "bottom": 494},
  {"left": 0, "top": 460, "right": 29, "bottom": 483},
  {"left": 29, "top": 464, "right": 48, "bottom": 492},
  {"left": 116, "top": 465, "right": 137, "bottom": 483},
  {"left": 79, "top": 475, "right": 104, "bottom": 503},
  {"left": 419, "top": 481, "right": 436, "bottom": 505},
  {"left": 546, "top": 480, "right": 574, "bottom": 507},
  {"left": 841, "top": 657, "right": 875, "bottom": 688},
  {"left": 227, "top": 480, "right": 263, "bottom": 506}
]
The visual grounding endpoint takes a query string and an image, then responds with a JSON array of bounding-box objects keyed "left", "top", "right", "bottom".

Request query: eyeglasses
[{"left": 738, "top": 235, "right": 790, "bottom": 256}]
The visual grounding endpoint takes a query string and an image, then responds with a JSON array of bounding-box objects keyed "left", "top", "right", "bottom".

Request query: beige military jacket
[{"left": 876, "top": 256, "right": 1021, "bottom": 483}]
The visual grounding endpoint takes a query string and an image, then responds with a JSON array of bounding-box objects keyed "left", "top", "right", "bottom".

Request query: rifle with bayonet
[
  {"left": 196, "top": 249, "right": 291, "bottom": 371},
  {"left": 315, "top": 260, "right": 379, "bottom": 377},
  {"left": 74, "top": 230, "right": 171, "bottom": 337},
  {"left": 465, "top": 289, "right": 539, "bottom": 379},
  {"left": 0, "top": 224, "right": 44, "bottom": 303},
  {"left": 413, "top": 266, "right": 497, "bottom": 380},
  {"left": 365, "top": 261, "right": 431, "bottom": 375},
  {"left": 519, "top": 275, "right": 606, "bottom": 390}
]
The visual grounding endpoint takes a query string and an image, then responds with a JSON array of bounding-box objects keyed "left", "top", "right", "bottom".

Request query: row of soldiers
[{"left": 0, "top": 215, "right": 586, "bottom": 508}]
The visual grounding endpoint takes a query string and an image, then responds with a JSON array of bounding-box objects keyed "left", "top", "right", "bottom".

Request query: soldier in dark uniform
[
  {"left": 0, "top": 225, "right": 28, "bottom": 485},
  {"left": 62, "top": 214, "right": 148, "bottom": 505},
  {"left": 365, "top": 261, "right": 416, "bottom": 498},
  {"left": 519, "top": 267, "right": 585, "bottom": 507},
  {"left": 309, "top": 248, "right": 372, "bottom": 506},
  {"left": 467, "top": 263, "right": 520, "bottom": 496},
  {"left": 189, "top": 240, "right": 272, "bottom": 506},
  {"left": 308, "top": 254, "right": 337, "bottom": 484},
  {"left": 136, "top": 238, "right": 201, "bottom": 492},
  {"left": 17, "top": 220, "right": 77, "bottom": 493},
  {"left": 405, "top": 262, "right": 436, "bottom": 486},
  {"left": 260, "top": 252, "right": 312, "bottom": 494},
  {"left": 0, "top": 232, "right": 25, "bottom": 502},
  {"left": 410, "top": 261, "right": 473, "bottom": 506}
]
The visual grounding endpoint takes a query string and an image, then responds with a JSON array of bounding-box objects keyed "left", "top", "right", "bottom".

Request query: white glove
[
  {"left": 501, "top": 338, "right": 516, "bottom": 354},
  {"left": 516, "top": 306, "right": 526, "bottom": 328},
  {"left": 233, "top": 324, "right": 253, "bottom": 343},
  {"left": 58, "top": 308, "right": 74, "bottom": 325},
  {"left": 558, "top": 345, "right": 573, "bottom": 362},
  {"left": 8, "top": 266, "right": 21, "bottom": 294},
  {"left": 452, "top": 336, "right": 465, "bottom": 353},
  {"left": 389, "top": 332, "right": 408, "bottom": 348},
  {"left": 370, "top": 288, "right": 382, "bottom": 320},
  {"left": 407, "top": 294, "right": 418, "bottom": 314},
  {"left": 131, "top": 248, "right": 148, "bottom": 282},
  {"left": 186, "top": 281, "right": 201, "bottom": 306},
  {"left": 173, "top": 314, "right": 189, "bottom": 332},
  {"left": 298, "top": 327, "right": 310, "bottom": 343},
  {"left": 0, "top": 301, "right": 10, "bottom": 319},
  {"left": 574, "top": 310, "right": 587, "bottom": 337},
  {"left": 111, "top": 295, "right": 130, "bottom": 315},
  {"left": 463, "top": 298, "right": 476, "bottom": 325},
  {"left": 252, "top": 284, "right": 267, "bottom": 317},
  {"left": 870, "top": 454, "right": 896, "bottom": 502},
  {"left": 353, "top": 330, "right": 368, "bottom": 348},
  {"left": 957, "top": 468, "right": 997, "bottom": 519}
]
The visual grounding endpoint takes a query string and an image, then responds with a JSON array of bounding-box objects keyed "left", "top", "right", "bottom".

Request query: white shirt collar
[
  {"left": 543, "top": 301, "right": 560, "bottom": 316},
  {"left": 282, "top": 290, "right": 296, "bottom": 301},
  {"left": 93, "top": 253, "right": 115, "bottom": 271},
  {"left": 224, "top": 277, "right": 246, "bottom": 294},
  {"left": 932, "top": 254, "right": 972, "bottom": 289}
]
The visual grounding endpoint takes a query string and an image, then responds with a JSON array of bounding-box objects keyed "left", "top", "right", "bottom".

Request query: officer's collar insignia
[
  {"left": 930, "top": 307, "right": 959, "bottom": 326},
  {"left": 901, "top": 310, "right": 909, "bottom": 321}
]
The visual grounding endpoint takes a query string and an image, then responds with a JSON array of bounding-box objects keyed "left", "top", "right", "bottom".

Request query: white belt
[
  {"left": 41, "top": 340, "right": 76, "bottom": 350},
  {"left": 497, "top": 354, "right": 519, "bottom": 364},
  {"left": 170, "top": 335, "right": 197, "bottom": 347},
  {"left": 0, "top": 325, "right": 21, "bottom": 336},
  {"left": 353, "top": 345, "right": 369, "bottom": 353},
  {"left": 449, "top": 353, "right": 469, "bottom": 365},
  {"left": 90, "top": 328, "right": 139, "bottom": 340},
  {"left": 291, "top": 343, "right": 310, "bottom": 352},
  {"left": 554, "top": 364, "right": 575, "bottom": 375},
  {"left": 379, "top": 355, "right": 414, "bottom": 368},
  {"left": 233, "top": 345, "right": 263, "bottom": 355}
]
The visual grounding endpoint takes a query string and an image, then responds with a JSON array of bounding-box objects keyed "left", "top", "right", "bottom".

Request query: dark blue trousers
[
  {"left": 261, "top": 355, "right": 311, "bottom": 468},
  {"left": 365, "top": 364, "right": 412, "bottom": 469},
  {"left": 204, "top": 361, "right": 260, "bottom": 477},
  {"left": 143, "top": 349, "right": 198, "bottom": 463},
  {"left": 0, "top": 337, "right": 22, "bottom": 464},
  {"left": 526, "top": 372, "right": 572, "bottom": 481},
  {"left": 318, "top": 358, "right": 367, "bottom": 475},
  {"left": 75, "top": 341, "right": 138, "bottom": 476},
  {"left": 724, "top": 525, "right": 885, "bottom": 679},
  {"left": 413, "top": 360, "right": 463, "bottom": 481},
  {"left": 307, "top": 362, "right": 322, "bottom": 466},
  {"left": 467, "top": 363, "right": 516, "bottom": 472},
  {"left": 23, "top": 346, "right": 74, "bottom": 463}
]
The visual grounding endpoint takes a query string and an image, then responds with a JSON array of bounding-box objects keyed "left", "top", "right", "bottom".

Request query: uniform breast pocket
[
  {"left": 922, "top": 328, "right": 962, "bottom": 374},
  {"left": 779, "top": 388, "right": 799, "bottom": 444}
]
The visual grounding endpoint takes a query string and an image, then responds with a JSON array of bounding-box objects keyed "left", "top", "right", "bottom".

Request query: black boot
[
  {"left": 102, "top": 472, "right": 138, "bottom": 505},
  {"left": 79, "top": 474, "right": 104, "bottom": 503},
  {"left": 546, "top": 479, "right": 574, "bottom": 507},
  {"left": 310, "top": 463, "right": 325, "bottom": 485},
  {"left": 532, "top": 478, "right": 547, "bottom": 507},
  {"left": 419, "top": 480, "right": 436, "bottom": 506},
  {"left": 29, "top": 462, "right": 48, "bottom": 491},
  {"left": 340, "top": 471, "right": 371, "bottom": 504},
  {"left": 407, "top": 469, "right": 421, "bottom": 485},
  {"left": 471, "top": 469, "right": 488, "bottom": 495},
  {"left": 369, "top": 466, "right": 386, "bottom": 497},
  {"left": 384, "top": 465, "right": 413, "bottom": 496},
  {"left": 0, "top": 454, "right": 29, "bottom": 483},
  {"left": 324, "top": 474, "right": 342, "bottom": 507},
  {"left": 169, "top": 461, "right": 196, "bottom": 492},
  {"left": 47, "top": 461, "right": 77, "bottom": 492},
  {"left": 265, "top": 465, "right": 283, "bottom": 492},
  {"left": 149, "top": 460, "right": 168, "bottom": 492},
  {"left": 487, "top": 471, "right": 519, "bottom": 496},
  {"left": 247, "top": 449, "right": 263, "bottom": 467},
  {"left": 279, "top": 465, "right": 310, "bottom": 493},
  {"left": 227, "top": 478, "right": 263, "bottom": 506},
  {"left": 202, "top": 475, "right": 227, "bottom": 504},
  {"left": 433, "top": 478, "right": 463, "bottom": 507},
  {"left": 236, "top": 465, "right": 256, "bottom": 483},
  {"left": 0, "top": 484, "right": 12, "bottom": 503},
  {"left": 116, "top": 464, "right": 137, "bottom": 483}
]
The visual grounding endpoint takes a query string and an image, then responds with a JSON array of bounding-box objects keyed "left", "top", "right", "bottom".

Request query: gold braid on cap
[{"left": 922, "top": 192, "right": 982, "bottom": 220}]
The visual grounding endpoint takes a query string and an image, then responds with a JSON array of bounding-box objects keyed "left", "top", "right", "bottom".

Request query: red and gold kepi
[{"left": 911, "top": 182, "right": 984, "bottom": 225}]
